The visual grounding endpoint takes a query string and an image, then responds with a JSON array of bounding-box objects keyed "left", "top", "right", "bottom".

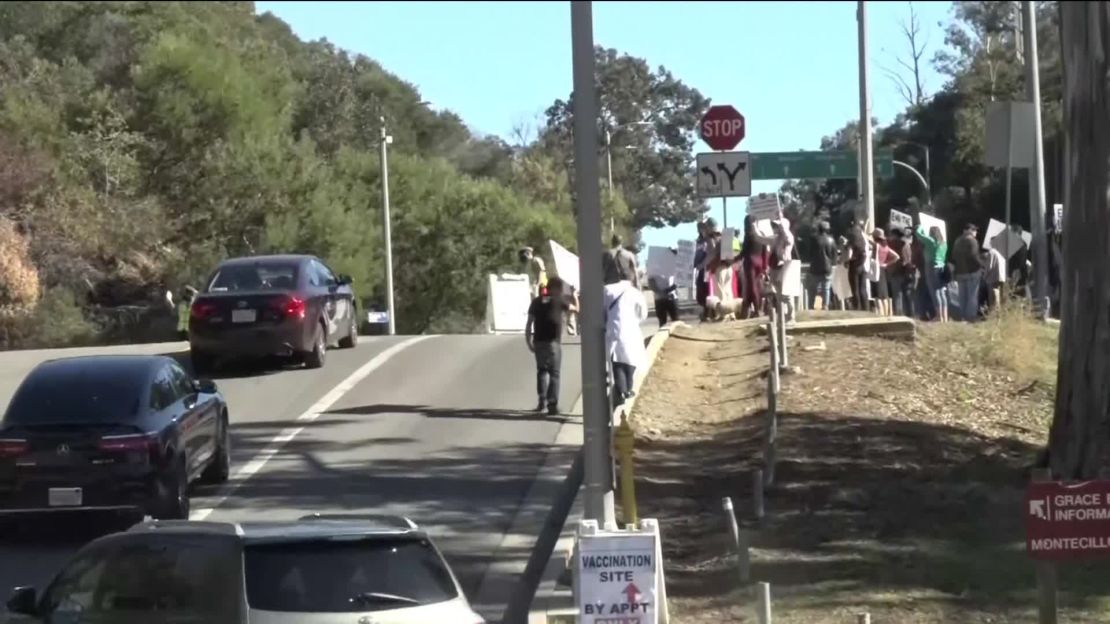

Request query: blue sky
[{"left": 256, "top": 0, "right": 953, "bottom": 250}]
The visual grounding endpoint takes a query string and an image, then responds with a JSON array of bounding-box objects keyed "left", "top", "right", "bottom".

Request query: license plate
[
  {"left": 231, "top": 309, "right": 257, "bottom": 323},
  {"left": 48, "top": 488, "right": 82, "bottom": 507}
]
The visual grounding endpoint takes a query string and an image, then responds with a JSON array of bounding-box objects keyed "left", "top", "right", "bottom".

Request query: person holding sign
[
  {"left": 915, "top": 221, "right": 949, "bottom": 323},
  {"left": 739, "top": 215, "right": 769, "bottom": 319}
]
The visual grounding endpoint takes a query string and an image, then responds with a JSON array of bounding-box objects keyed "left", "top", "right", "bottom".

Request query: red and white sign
[
  {"left": 699, "top": 105, "right": 746, "bottom": 151},
  {"left": 1026, "top": 480, "right": 1110, "bottom": 561}
]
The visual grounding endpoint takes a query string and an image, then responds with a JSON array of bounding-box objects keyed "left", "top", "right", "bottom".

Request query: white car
[{"left": 6, "top": 514, "right": 485, "bottom": 624}]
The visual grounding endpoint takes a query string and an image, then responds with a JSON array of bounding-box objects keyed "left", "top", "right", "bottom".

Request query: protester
[
  {"left": 525, "top": 276, "right": 576, "bottom": 415},
  {"left": 757, "top": 217, "right": 796, "bottom": 322},
  {"left": 869, "top": 228, "right": 899, "bottom": 317},
  {"left": 910, "top": 228, "right": 933, "bottom": 321},
  {"left": 832, "top": 235, "right": 853, "bottom": 310},
  {"left": 602, "top": 234, "right": 639, "bottom": 287},
  {"left": 739, "top": 215, "right": 769, "bottom": 319},
  {"left": 565, "top": 283, "right": 580, "bottom": 336},
  {"left": 915, "top": 222, "right": 949, "bottom": 323},
  {"left": 887, "top": 229, "right": 914, "bottom": 317},
  {"left": 604, "top": 273, "right": 648, "bottom": 408},
  {"left": 648, "top": 248, "right": 680, "bottom": 327},
  {"left": 520, "top": 247, "right": 548, "bottom": 298},
  {"left": 951, "top": 222, "right": 983, "bottom": 322},
  {"left": 700, "top": 219, "right": 722, "bottom": 321},
  {"left": 711, "top": 229, "right": 736, "bottom": 317},
  {"left": 980, "top": 245, "right": 1006, "bottom": 314},
  {"left": 176, "top": 285, "right": 198, "bottom": 339},
  {"left": 808, "top": 220, "right": 837, "bottom": 311},
  {"left": 846, "top": 217, "right": 869, "bottom": 310},
  {"left": 693, "top": 221, "right": 710, "bottom": 320}
]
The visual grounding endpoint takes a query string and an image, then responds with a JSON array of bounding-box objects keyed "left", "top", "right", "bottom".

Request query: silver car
[{"left": 6, "top": 514, "right": 485, "bottom": 624}]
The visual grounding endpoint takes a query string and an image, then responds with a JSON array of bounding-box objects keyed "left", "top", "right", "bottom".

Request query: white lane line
[{"left": 190, "top": 335, "right": 435, "bottom": 521}]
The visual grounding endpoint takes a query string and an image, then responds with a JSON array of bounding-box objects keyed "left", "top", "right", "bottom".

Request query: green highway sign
[{"left": 750, "top": 150, "right": 894, "bottom": 180}]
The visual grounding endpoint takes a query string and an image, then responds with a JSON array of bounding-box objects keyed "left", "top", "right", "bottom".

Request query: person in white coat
[{"left": 603, "top": 277, "right": 648, "bottom": 407}]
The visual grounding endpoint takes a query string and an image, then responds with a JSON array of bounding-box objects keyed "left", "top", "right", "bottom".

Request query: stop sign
[{"left": 699, "top": 105, "right": 746, "bottom": 151}]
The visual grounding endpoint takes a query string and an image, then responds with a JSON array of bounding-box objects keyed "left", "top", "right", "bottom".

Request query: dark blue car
[{"left": 0, "top": 355, "right": 230, "bottom": 524}]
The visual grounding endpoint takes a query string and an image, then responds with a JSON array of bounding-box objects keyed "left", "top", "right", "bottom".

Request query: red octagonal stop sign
[{"left": 699, "top": 105, "right": 746, "bottom": 151}]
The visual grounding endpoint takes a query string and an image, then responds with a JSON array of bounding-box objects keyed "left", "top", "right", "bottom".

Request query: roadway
[{"left": 0, "top": 320, "right": 666, "bottom": 621}]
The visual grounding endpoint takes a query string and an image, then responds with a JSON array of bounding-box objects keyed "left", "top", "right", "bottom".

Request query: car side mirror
[
  {"left": 195, "top": 379, "right": 218, "bottom": 394},
  {"left": 7, "top": 586, "right": 38, "bottom": 615},
  {"left": 337, "top": 274, "right": 353, "bottom": 286}
]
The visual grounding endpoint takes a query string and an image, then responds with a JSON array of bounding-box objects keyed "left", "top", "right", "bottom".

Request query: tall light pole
[
  {"left": 605, "top": 128, "right": 615, "bottom": 236},
  {"left": 571, "top": 0, "right": 615, "bottom": 527},
  {"left": 379, "top": 117, "right": 396, "bottom": 335},
  {"left": 857, "top": 1, "right": 876, "bottom": 228},
  {"left": 1021, "top": 0, "right": 1049, "bottom": 313}
]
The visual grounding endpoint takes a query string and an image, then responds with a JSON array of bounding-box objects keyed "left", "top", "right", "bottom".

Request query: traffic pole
[
  {"left": 1022, "top": 0, "right": 1049, "bottom": 314},
  {"left": 571, "top": 0, "right": 616, "bottom": 527},
  {"left": 856, "top": 1, "right": 876, "bottom": 227},
  {"left": 380, "top": 119, "right": 396, "bottom": 336}
]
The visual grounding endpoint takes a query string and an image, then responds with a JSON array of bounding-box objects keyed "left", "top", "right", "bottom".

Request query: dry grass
[{"left": 630, "top": 314, "right": 1110, "bottom": 624}]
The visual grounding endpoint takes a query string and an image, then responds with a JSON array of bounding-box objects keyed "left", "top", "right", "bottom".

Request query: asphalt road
[{"left": 0, "top": 331, "right": 594, "bottom": 621}]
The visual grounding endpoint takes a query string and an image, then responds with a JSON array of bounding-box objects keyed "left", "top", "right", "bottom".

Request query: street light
[
  {"left": 604, "top": 121, "right": 651, "bottom": 236},
  {"left": 899, "top": 141, "right": 932, "bottom": 202},
  {"left": 379, "top": 117, "right": 396, "bottom": 336}
]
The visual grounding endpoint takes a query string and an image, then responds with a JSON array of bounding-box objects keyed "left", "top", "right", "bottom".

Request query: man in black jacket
[
  {"left": 808, "top": 221, "right": 837, "bottom": 310},
  {"left": 951, "top": 222, "right": 983, "bottom": 322},
  {"left": 846, "top": 217, "right": 869, "bottom": 310}
]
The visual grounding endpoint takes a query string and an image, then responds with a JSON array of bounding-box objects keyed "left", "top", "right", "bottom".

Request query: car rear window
[
  {"left": 208, "top": 264, "right": 298, "bottom": 292},
  {"left": 244, "top": 537, "right": 459, "bottom": 613},
  {"left": 3, "top": 367, "right": 143, "bottom": 425}
]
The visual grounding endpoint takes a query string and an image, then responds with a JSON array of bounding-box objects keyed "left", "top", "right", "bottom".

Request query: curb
[{"left": 524, "top": 319, "right": 685, "bottom": 624}]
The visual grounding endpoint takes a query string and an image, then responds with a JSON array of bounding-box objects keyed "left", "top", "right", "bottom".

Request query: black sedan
[
  {"left": 188, "top": 254, "right": 359, "bottom": 374},
  {"left": 0, "top": 355, "right": 230, "bottom": 524}
]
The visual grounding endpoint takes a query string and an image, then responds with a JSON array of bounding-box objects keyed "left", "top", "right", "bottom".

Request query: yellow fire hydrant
[{"left": 613, "top": 412, "right": 639, "bottom": 526}]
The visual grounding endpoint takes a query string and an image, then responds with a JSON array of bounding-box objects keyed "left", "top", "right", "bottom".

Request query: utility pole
[
  {"left": 571, "top": 0, "right": 616, "bottom": 527},
  {"left": 1022, "top": 0, "right": 1049, "bottom": 314},
  {"left": 605, "top": 128, "right": 615, "bottom": 236},
  {"left": 857, "top": 0, "right": 876, "bottom": 227},
  {"left": 380, "top": 118, "right": 397, "bottom": 335}
]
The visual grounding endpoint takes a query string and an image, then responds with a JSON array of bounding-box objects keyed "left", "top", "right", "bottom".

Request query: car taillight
[
  {"left": 191, "top": 301, "right": 218, "bottom": 319},
  {"left": 272, "top": 296, "right": 306, "bottom": 320},
  {"left": 0, "top": 439, "right": 28, "bottom": 458},
  {"left": 99, "top": 433, "right": 159, "bottom": 458}
]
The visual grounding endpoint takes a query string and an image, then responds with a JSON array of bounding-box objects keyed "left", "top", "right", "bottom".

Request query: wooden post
[
  {"left": 752, "top": 469, "right": 765, "bottom": 520},
  {"left": 1032, "top": 467, "right": 1058, "bottom": 624},
  {"left": 721, "top": 497, "right": 750, "bottom": 584},
  {"left": 768, "top": 315, "right": 780, "bottom": 395},
  {"left": 857, "top": 615, "right": 871, "bottom": 624},
  {"left": 757, "top": 582, "right": 772, "bottom": 624},
  {"left": 777, "top": 296, "right": 788, "bottom": 368}
]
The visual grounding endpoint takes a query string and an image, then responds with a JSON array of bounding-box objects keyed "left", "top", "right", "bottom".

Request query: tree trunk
[{"left": 1047, "top": 2, "right": 1110, "bottom": 479}]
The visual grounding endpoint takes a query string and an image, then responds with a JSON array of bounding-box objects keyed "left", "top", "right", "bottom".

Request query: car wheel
[
  {"left": 155, "top": 458, "right": 190, "bottom": 520},
  {"left": 201, "top": 413, "right": 231, "bottom": 484},
  {"left": 338, "top": 313, "right": 358, "bottom": 349},
  {"left": 303, "top": 322, "right": 327, "bottom": 369},
  {"left": 191, "top": 350, "right": 215, "bottom": 376}
]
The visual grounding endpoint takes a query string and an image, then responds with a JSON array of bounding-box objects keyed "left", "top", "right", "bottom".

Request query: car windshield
[
  {"left": 208, "top": 263, "right": 298, "bottom": 292},
  {"left": 42, "top": 536, "right": 242, "bottom": 623},
  {"left": 244, "top": 537, "right": 458, "bottom": 613},
  {"left": 3, "top": 366, "right": 143, "bottom": 425}
]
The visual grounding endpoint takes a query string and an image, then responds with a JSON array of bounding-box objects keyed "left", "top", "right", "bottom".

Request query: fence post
[
  {"left": 752, "top": 469, "right": 765, "bottom": 521},
  {"left": 763, "top": 406, "right": 777, "bottom": 488},
  {"left": 757, "top": 582, "right": 772, "bottom": 624},
  {"left": 857, "top": 615, "right": 871, "bottom": 624},
  {"left": 776, "top": 295, "right": 788, "bottom": 369},
  {"left": 721, "top": 497, "right": 750, "bottom": 584},
  {"left": 1032, "top": 468, "right": 1058, "bottom": 624}
]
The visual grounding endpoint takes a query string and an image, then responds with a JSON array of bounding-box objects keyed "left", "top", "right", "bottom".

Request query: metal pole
[
  {"left": 571, "top": 0, "right": 615, "bottom": 527},
  {"left": 923, "top": 147, "right": 932, "bottom": 201},
  {"left": 1022, "top": 0, "right": 1049, "bottom": 311},
  {"left": 722, "top": 197, "right": 728, "bottom": 230},
  {"left": 857, "top": 0, "right": 876, "bottom": 228},
  {"left": 380, "top": 119, "right": 396, "bottom": 336},
  {"left": 1004, "top": 104, "right": 1015, "bottom": 285},
  {"left": 605, "top": 129, "right": 615, "bottom": 236}
]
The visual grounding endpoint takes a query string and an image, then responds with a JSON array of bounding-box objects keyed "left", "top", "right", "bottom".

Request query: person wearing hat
[
  {"left": 519, "top": 247, "right": 548, "bottom": 298},
  {"left": 871, "top": 228, "right": 901, "bottom": 317},
  {"left": 951, "top": 222, "right": 983, "bottom": 322},
  {"left": 176, "top": 285, "right": 198, "bottom": 339}
]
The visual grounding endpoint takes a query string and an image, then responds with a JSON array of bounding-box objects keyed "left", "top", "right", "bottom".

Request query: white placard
[
  {"left": 747, "top": 193, "right": 781, "bottom": 221},
  {"left": 983, "top": 219, "right": 1006, "bottom": 250},
  {"left": 695, "top": 151, "right": 752, "bottom": 198},
  {"left": 1054, "top": 203, "right": 1064, "bottom": 230},
  {"left": 577, "top": 520, "right": 663, "bottom": 624},
  {"left": 990, "top": 226, "right": 1025, "bottom": 259},
  {"left": 485, "top": 273, "right": 531, "bottom": 333},
  {"left": 675, "top": 240, "right": 695, "bottom": 289},
  {"left": 720, "top": 228, "right": 736, "bottom": 261},
  {"left": 549, "top": 239, "right": 580, "bottom": 292},
  {"left": 918, "top": 212, "right": 947, "bottom": 240},
  {"left": 889, "top": 209, "right": 913, "bottom": 231},
  {"left": 646, "top": 246, "right": 677, "bottom": 280}
]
